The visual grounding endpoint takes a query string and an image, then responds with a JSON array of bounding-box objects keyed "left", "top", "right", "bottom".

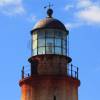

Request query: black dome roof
[{"left": 31, "top": 17, "right": 68, "bottom": 33}]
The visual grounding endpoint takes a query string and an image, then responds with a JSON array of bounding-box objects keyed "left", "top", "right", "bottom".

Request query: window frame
[{"left": 32, "top": 29, "right": 67, "bottom": 56}]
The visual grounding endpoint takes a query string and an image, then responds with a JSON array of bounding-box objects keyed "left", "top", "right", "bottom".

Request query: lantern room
[{"left": 31, "top": 8, "right": 69, "bottom": 56}]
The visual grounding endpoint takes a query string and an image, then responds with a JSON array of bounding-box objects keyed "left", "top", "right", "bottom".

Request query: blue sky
[{"left": 0, "top": 0, "right": 100, "bottom": 100}]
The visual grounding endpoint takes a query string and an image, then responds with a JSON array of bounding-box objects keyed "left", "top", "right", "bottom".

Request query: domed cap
[{"left": 31, "top": 8, "right": 69, "bottom": 33}]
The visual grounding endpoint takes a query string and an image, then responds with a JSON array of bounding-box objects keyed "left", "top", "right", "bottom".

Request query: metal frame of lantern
[{"left": 31, "top": 29, "right": 68, "bottom": 56}]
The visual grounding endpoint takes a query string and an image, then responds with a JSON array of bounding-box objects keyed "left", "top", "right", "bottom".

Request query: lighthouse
[{"left": 19, "top": 7, "right": 80, "bottom": 100}]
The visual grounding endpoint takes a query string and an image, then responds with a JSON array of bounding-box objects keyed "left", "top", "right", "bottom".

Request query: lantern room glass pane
[
  {"left": 46, "top": 32, "right": 54, "bottom": 38},
  {"left": 55, "top": 39, "right": 61, "bottom": 47},
  {"left": 62, "top": 32, "right": 66, "bottom": 40},
  {"left": 38, "top": 47, "right": 45, "bottom": 54},
  {"left": 63, "top": 40, "right": 66, "bottom": 49},
  {"left": 33, "top": 48, "right": 37, "bottom": 55},
  {"left": 63, "top": 49, "right": 66, "bottom": 55},
  {"left": 55, "top": 47, "right": 61, "bottom": 54},
  {"left": 46, "top": 38, "right": 54, "bottom": 47},
  {"left": 55, "top": 32, "right": 62, "bottom": 38},
  {"left": 38, "top": 32, "right": 45, "bottom": 38},
  {"left": 33, "top": 40, "right": 37, "bottom": 49},
  {"left": 46, "top": 46, "right": 54, "bottom": 54},
  {"left": 32, "top": 30, "right": 67, "bottom": 56},
  {"left": 33, "top": 33, "right": 37, "bottom": 40},
  {"left": 38, "top": 39, "right": 45, "bottom": 47}
]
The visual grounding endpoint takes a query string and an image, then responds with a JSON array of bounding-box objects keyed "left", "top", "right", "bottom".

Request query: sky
[{"left": 0, "top": 0, "right": 100, "bottom": 100}]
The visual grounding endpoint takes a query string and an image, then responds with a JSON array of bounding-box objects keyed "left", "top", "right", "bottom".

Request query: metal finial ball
[{"left": 47, "top": 8, "right": 53, "bottom": 17}]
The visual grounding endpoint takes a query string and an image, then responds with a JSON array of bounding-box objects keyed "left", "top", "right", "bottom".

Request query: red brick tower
[{"left": 19, "top": 8, "right": 80, "bottom": 100}]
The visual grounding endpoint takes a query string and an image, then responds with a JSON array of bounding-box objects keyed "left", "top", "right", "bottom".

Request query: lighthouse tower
[{"left": 19, "top": 7, "right": 80, "bottom": 100}]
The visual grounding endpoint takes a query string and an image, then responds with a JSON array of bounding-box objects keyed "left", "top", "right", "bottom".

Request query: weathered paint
[
  {"left": 19, "top": 75, "right": 80, "bottom": 100},
  {"left": 28, "top": 55, "right": 71, "bottom": 75},
  {"left": 20, "top": 55, "right": 80, "bottom": 100}
]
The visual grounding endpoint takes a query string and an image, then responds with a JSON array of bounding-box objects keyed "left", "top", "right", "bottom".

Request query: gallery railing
[
  {"left": 67, "top": 64, "right": 79, "bottom": 79},
  {"left": 21, "top": 63, "right": 79, "bottom": 80}
]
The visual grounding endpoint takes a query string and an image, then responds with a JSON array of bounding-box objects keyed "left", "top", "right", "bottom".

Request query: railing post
[
  {"left": 67, "top": 64, "right": 68, "bottom": 76},
  {"left": 77, "top": 67, "right": 79, "bottom": 79},
  {"left": 28, "top": 73, "right": 30, "bottom": 77},
  {"left": 75, "top": 71, "right": 77, "bottom": 78},
  {"left": 71, "top": 64, "right": 73, "bottom": 77},
  {"left": 22, "top": 66, "right": 24, "bottom": 79}
]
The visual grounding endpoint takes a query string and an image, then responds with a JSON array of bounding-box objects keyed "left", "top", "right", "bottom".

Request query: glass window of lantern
[
  {"left": 38, "top": 39, "right": 45, "bottom": 47},
  {"left": 38, "top": 32, "right": 45, "bottom": 39},
  {"left": 63, "top": 40, "right": 66, "bottom": 49},
  {"left": 46, "top": 38, "right": 54, "bottom": 47},
  {"left": 63, "top": 49, "right": 66, "bottom": 55},
  {"left": 33, "top": 48, "right": 37, "bottom": 55},
  {"left": 38, "top": 47, "right": 45, "bottom": 54},
  {"left": 55, "top": 32, "right": 62, "bottom": 38},
  {"left": 46, "top": 46, "right": 54, "bottom": 54},
  {"left": 62, "top": 32, "right": 66, "bottom": 40},
  {"left": 55, "top": 39, "right": 61, "bottom": 47},
  {"left": 55, "top": 47, "right": 61, "bottom": 54},
  {"left": 33, "top": 40, "right": 37, "bottom": 49},
  {"left": 33, "top": 33, "right": 37, "bottom": 40},
  {"left": 46, "top": 31, "right": 54, "bottom": 38}
]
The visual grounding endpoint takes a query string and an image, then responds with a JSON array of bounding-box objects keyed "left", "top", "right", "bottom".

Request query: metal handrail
[
  {"left": 21, "top": 63, "right": 79, "bottom": 80},
  {"left": 21, "top": 65, "right": 30, "bottom": 79},
  {"left": 67, "top": 64, "right": 79, "bottom": 79}
]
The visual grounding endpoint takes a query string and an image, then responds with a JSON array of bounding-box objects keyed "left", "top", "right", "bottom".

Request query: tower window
[
  {"left": 33, "top": 40, "right": 37, "bottom": 49},
  {"left": 55, "top": 47, "right": 61, "bottom": 54},
  {"left": 38, "top": 39, "right": 45, "bottom": 47},
  {"left": 46, "top": 31, "right": 54, "bottom": 38},
  {"left": 38, "top": 32, "right": 45, "bottom": 38},
  {"left": 38, "top": 47, "right": 45, "bottom": 54},
  {"left": 46, "top": 46, "right": 54, "bottom": 54},
  {"left": 63, "top": 40, "right": 66, "bottom": 49},
  {"left": 32, "top": 29, "right": 67, "bottom": 56},
  {"left": 55, "top": 39, "right": 61, "bottom": 47},
  {"left": 33, "top": 48, "right": 37, "bottom": 55},
  {"left": 33, "top": 32, "right": 37, "bottom": 40},
  {"left": 55, "top": 32, "right": 62, "bottom": 38},
  {"left": 46, "top": 38, "right": 54, "bottom": 46}
]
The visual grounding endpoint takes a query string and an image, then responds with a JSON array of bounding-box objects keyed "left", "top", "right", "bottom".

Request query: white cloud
[
  {"left": 76, "top": 0, "right": 100, "bottom": 24},
  {"left": 0, "top": 0, "right": 20, "bottom": 5},
  {"left": 65, "top": 23, "right": 83, "bottom": 29},
  {"left": 77, "top": 0, "right": 92, "bottom": 8},
  {"left": 26, "top": 14, "right": 37, "bottom": 23},
  {"left": 65, "top": 4, "right": 74, "bottom": 11},
  {"left": 0, "top": 0, "right": 25, "bottom": 15},
  {"left": 77, "top": 5, "right": 100, "bottom": 24},
  {"left": 64, "top": 0, "right": 100, "bottom": 28},
  {"left": 31, "top": 15, "right": 37, "bottom": 22}
]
